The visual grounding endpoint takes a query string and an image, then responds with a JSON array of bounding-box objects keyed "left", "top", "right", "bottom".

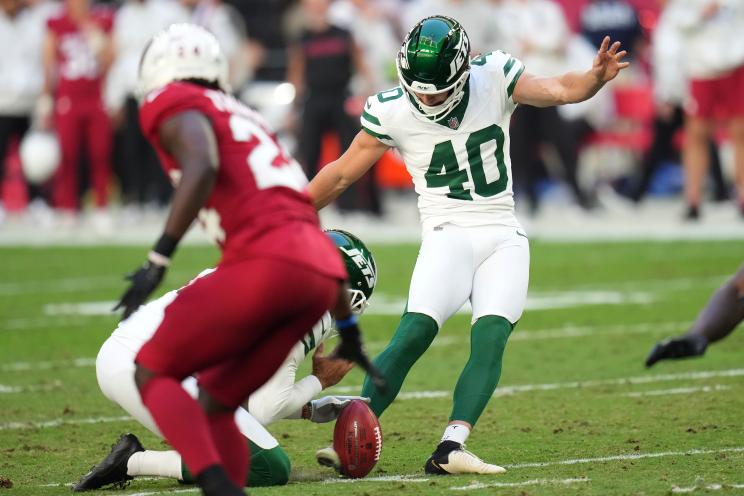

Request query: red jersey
[
  {"left": 139, "top": 82, "right": 345, "bottom": 279},
  {"left": 47, "top": 8, "right": 113, "bottom": 99}
]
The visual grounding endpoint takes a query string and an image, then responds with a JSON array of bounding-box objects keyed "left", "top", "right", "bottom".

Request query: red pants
[
  {"left": 136, "top": 257, "right": 339, "bottom": 408},
  {"left": 53, "top": 95, "right": 112, "bottom": 210}
]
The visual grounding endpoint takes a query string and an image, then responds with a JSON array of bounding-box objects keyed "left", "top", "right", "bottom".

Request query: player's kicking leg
[
  {"left": 423, "top": 227, "right": 528, "bottom": 475},
  {"left": 646, "top": 263, "right": 744, "bottom": 367}
]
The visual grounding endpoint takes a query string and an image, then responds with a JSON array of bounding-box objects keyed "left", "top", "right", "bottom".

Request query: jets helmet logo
[{"left": 339, "top": 246, "right": 376, "bottom": 288}]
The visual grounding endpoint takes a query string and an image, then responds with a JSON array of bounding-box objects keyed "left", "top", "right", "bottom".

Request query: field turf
[{"left": 1, "top": 240, "right": 743, "bottom": 495}]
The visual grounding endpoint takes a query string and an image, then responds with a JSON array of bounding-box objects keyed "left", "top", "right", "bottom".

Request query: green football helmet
[
  {"left": 326, "top": 229, "right": 377, "bottom": 315},
  {"left": 396, "top": 15, "right": 471, "bottom": 121}
]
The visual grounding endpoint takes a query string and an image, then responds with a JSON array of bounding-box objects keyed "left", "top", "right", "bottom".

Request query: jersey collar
[{"left": 432, "top": 76, "right": 470, "bottom": 130}]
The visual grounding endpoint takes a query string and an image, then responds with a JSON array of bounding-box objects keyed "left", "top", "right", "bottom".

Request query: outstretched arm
[
  {"left": 513, "top": 36, "right": 629, "bottom": 107},
  {"left": 308, "top": 130, "right": 389, "bottom": 209}
]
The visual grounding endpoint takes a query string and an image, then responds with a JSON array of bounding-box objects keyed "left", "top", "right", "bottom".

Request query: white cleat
[
  {"left": 316, "top": 446, "right": 341, "bottom": 473},
  {"left": 424, "top": 444, "right": 506, "bottom": 475}
]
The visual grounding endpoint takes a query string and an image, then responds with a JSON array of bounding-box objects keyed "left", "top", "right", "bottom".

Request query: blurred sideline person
[
  {"left": 308, "top": 16, "right": 628, "bottom": 474},
  {"left": 497, "top": 0, "right": 595, "bottom": 212},
  {"left": 114, "top": 24, "right": 379, "bottom": 495},
  {"left": 630, "top": 0, "right": 727, "bottom": 204},
  {"left": 74, "top": 230, "right": 377, "bottom": 491},
  {"left": 180, "top": 0, "right": 253, "bottom": 91},
  {"left": 673, "top": 0, "right": 744, "bottom": 219},
  {"left": 646, "top": 263, "right": 744, "bottom": 367},
  {"left": 288, "top": 0, "right": 381, "bottom": 216},
  {"left": 106, "top": 0, "right": 188, "bottom": 214},
  {"left": 580, "top": 0, "right": 642, "bottom": 56},
  {"left": 42, "top": 0, "right": 115, "bottom": 227},
  {"left": 0, "top": 0, "right": 58, "bottom": 221}
]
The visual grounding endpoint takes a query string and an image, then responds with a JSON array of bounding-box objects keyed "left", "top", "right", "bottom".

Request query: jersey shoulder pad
[
  {"left": 360, "top": 86, "right": 405, "bottom": 147},
  {"left": 139, "top": 83, "right": 211, "bottom": 141},
  {"left": 470, "top": 51, "right": 525, "bottom": 100}
]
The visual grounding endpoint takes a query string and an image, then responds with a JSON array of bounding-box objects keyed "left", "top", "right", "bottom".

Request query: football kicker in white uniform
[
  {"left": 73, "top": 230, "right": 377, "bottom": 491},
  {"left": 308, "top": 15, "right": 629, "bottom": 475}
]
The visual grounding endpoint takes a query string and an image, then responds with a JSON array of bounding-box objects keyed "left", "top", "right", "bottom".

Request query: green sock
[
  {"left": 450, "top": 315, "right": 513, "bottom": 426},
  {"left": 361, "top": 312, "right": 438, "bottom": 417},
  {"left": 180, "top": 440, "right": 290, "bottom": 487}
]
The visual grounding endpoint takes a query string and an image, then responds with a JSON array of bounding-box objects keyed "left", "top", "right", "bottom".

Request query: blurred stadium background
[
  {"left": 2, "top": 1, "right": 744, "bottom": 494},
  {"left": 0, "top": 0, "right": 743, "bottom": 244}
]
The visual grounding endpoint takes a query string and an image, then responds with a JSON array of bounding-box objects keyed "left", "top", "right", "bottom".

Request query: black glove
[
  {"left": 113, "top": 260, "right": 167, "bottom": 320},
  {"left": 645, "top": 334, "right": 708, "bottom": 368},
  {"left": 335, "top": 324, "right": 387, "bottom": 394}
]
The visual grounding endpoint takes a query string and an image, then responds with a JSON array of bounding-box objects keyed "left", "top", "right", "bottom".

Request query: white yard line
[
  {"left": 621, "top": 385, "right": 731, "bottom": 397},
  {"left": 330, "top": 367, "right": 744, "bottom": 396},
  {"left": 672, "top": 483, "right": 744, "bottom": 493},
  {"left": 450, "top": 477, "right": 590, "bottom": 491},
  {"left": 0, "top": 415, "right": 132, "bottom": 431},
  {"left": 127, "top": 489, "right": 199, "bottom": 496},
  {"left": 364, "top": 320, "right": 688, "bottom": 351},
  {"left": 0, "top": 381, "right": 61, "bottom": 394},
  {"left": 1, "top": 357, "right": 96, "bottom": 372},
  {"left": 505, "top": 446, "right": 744, "bottom": 469},
  {"left": 323, "top": 475, "right": 430, "bottom": 484}
]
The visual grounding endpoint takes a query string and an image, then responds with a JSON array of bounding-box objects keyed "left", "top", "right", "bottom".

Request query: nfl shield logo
[{"left": 448, "top": 116, "right": 459, "bottom": 129}]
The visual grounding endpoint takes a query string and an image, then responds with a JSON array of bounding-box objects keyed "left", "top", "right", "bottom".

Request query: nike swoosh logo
[{"left": 516, "top": 230, "right": 528, "bottom": 239}]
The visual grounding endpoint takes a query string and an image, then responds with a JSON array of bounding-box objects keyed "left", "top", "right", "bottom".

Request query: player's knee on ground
[
  {"left": 247, "top": 444, "right": 291, "bottom": 487},
  {"left": 181, "top": 442, "right": 290, "bottom": 487}
]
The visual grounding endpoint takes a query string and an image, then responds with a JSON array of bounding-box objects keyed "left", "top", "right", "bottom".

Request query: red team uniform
[
  {"left": 134, "top": 82, "right": 346, "bottom": 481},
  {"left": 47, "top": 8, "right": 113, "bottom": 210}
]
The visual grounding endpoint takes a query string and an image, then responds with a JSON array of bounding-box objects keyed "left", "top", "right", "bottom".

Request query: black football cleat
[
  {"left": 72, "top": 433, "right": 144, "bottom": 491},
  {"left": 645, "top": 334, "right": 708, "bottom": 368}
]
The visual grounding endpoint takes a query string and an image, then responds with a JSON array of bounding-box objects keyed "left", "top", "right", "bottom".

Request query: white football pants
[
  {"left": 96, "top": 336, "right": 278, "bottom": 450},
  {"left": 407, "top": 223, "right": 530, "bottom": 327}
]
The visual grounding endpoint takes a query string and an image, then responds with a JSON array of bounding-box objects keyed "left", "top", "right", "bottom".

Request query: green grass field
[{"left": 1, "top": 240, "right": 743, "bottom": 495}]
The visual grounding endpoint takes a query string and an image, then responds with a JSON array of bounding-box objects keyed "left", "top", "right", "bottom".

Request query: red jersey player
[
  {"left": 113, "top": 24, "right": 383, "bottom": 496},
  {"left": 42, "top": 0, "right": 114, "bottom": 218}
]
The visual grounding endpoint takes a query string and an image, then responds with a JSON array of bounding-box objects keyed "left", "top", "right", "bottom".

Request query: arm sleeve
[
  {"left": 360, "top": 95, "right": 396, "bottom": 147},
  {"left": 246, "top": 342, "right": 323, "bottom": 425}
]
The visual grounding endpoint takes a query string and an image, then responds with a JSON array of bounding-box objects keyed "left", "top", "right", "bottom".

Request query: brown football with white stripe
[{"left": 333, "top": 399, "right": 383, "bottom": 478}]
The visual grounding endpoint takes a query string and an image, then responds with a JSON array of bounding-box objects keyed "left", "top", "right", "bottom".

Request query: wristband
[
  {"left": 153, "top": 233, "right": 179, "bottom": 259},
  {"left": 335, "top": 314, "right": 359, "bottom": 330},
  {"left": 147, "top": 251, "right": 171, "bottom": 267}
]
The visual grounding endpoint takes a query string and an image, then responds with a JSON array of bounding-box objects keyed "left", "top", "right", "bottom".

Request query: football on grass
[{"left": 333, "top": 399, "right": 382, "bottom": 478}]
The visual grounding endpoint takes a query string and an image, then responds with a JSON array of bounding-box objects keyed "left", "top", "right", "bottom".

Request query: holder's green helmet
[
  {"left": 326, "top": 229, "right": 377, "bottom": 314},
  {"left": 396, "top": 15, "right": 471, "bottom": 121}
]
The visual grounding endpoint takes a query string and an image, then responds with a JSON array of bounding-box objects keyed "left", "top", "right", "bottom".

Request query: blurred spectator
[
  {"left": 106, "top": 0, "right": 187, "bottom": 214},
  {"left": 580, "top": 0, "right": 643, "bottom": 56},
  {"left": 288, "top": 0, "right": 380, "bottom": 215},
  {"left": 402, "top": 0, "right": 496, "bottom": 53},
  {"left": 497, "top": 0, "right": 595, "bottom": 213},
  {"left": 223, "top": 0, "right": 285, "bottom": 81},
  {"left": 629, "top": 0, "right": 727, "bottom": 204},
  {"left": 42, "top": 0, "right": 115, "bottom": 228},
  {"left": 672, "top": 0, "right": 744, "bottom": 219},
  {"left": 180, "top": 0, "right": 252, "bottom": 91},
  {"left": 329, "top": 0, "right": 400, "bottom": 92},
  {"left": 0, "top": 0, "right": 58, "bottom": 221}
]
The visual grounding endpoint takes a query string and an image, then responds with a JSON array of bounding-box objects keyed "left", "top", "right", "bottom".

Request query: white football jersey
[
  {"left": 110, "top": 268, "right": 336, "bottom": 427},
  {"left": 361, "top": 51, "right": 525, "bottom": 232}
]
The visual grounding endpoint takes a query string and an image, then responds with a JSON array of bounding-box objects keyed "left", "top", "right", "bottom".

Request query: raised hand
[{"left": 592, "top": 36, "right": 630, "bottom": 83}]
